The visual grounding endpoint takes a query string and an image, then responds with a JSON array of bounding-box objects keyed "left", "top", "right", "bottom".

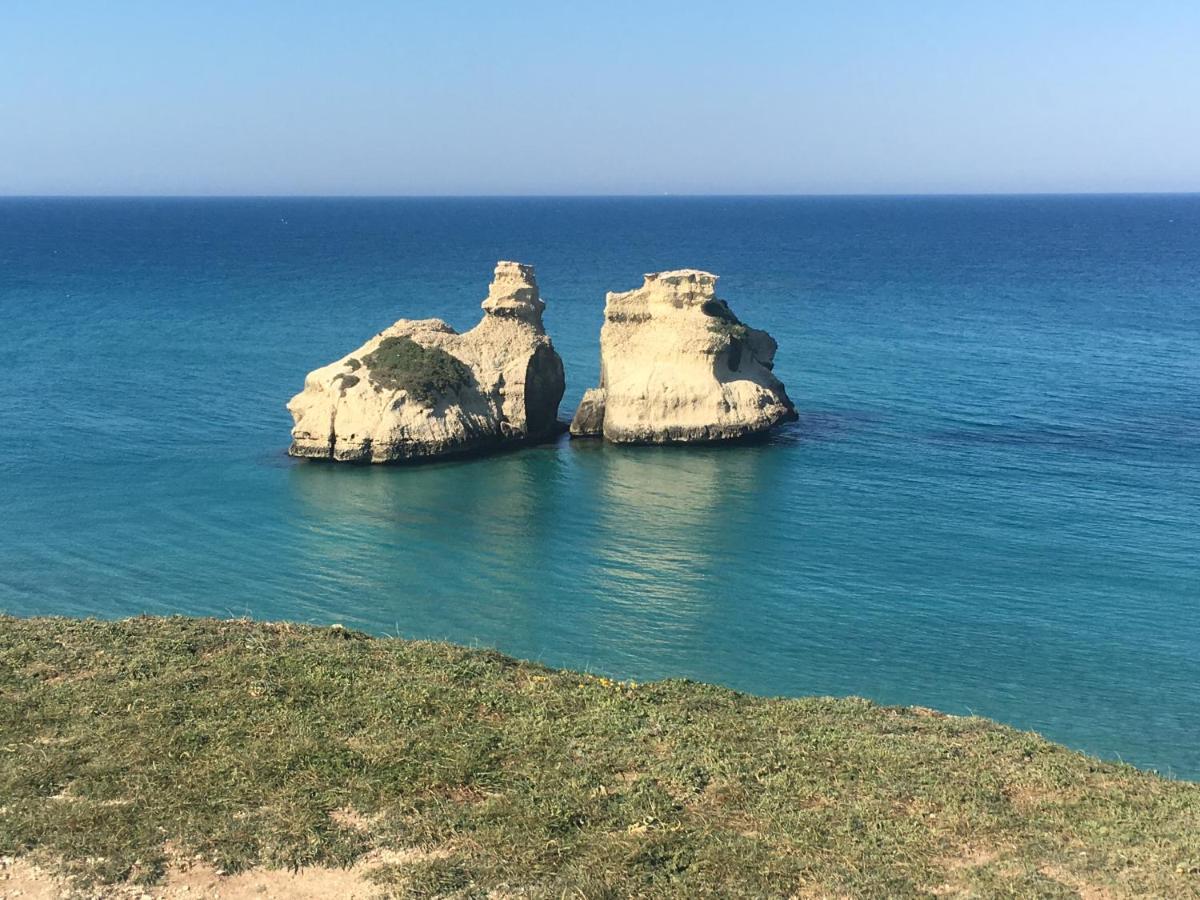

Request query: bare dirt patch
[
  {"left": 328, "top": 806, "right": 374, "bottom": 833},
  {"left": 1, "top": 849, "right": 446, "bottom": 900}
]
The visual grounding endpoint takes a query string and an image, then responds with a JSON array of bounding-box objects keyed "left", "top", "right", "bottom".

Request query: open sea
[{"left": 1, "top": 196, "right": 1197, "bottom": 776}]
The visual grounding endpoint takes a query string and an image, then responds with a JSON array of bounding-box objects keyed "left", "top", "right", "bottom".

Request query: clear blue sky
[{"left": 2, "top": 1, "right": 1197, "bottom": 195}]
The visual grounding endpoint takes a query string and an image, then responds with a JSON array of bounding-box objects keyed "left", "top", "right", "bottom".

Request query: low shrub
[{"left": 362, "top": 336, "right": 473, "bottom": 407}]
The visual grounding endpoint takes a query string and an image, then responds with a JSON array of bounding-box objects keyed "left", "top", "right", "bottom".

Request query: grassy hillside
[{"left": 1, "top": 615, "right": 1197, "bottom": 898}]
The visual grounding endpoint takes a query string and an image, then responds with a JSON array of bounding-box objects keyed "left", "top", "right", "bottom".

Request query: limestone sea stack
[
  {"left": 288, "top": 262, "right": 565, "bottom": 462},
  {"left": 569, "top": 270, "right": 796, "bottom": 443}
]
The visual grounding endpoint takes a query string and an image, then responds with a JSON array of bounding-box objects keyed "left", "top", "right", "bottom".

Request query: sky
[{"left": 1, "top": 1, "right": 1198, "bottom": 195}]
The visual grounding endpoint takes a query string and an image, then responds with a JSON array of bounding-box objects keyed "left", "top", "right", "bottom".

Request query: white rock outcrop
[
  {"left": 288, "top": 262, "right": 565, "bottom": 462},
  {"left": 569, "top": 270, "right": 796, "bottom": 443}
]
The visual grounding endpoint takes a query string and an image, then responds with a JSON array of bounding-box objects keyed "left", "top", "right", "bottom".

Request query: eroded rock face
[
  {"left": 569, "top": 270, "right": 796, "bottom": 443},
  {"left": 288, "top": 262, "right": 565, "bottom": 462}
]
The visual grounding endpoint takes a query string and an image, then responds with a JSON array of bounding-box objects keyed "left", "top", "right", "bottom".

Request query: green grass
[
  {"left": 1, "top": 616, "right": 1198, "bottom": 898},
  {"left": 362, "top": 336, "right": 473, "bottom": 407}
]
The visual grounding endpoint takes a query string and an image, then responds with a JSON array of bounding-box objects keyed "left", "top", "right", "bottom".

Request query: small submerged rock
[
  {"left": 570, "top": 269, "right": 796, "bottom": 443},
  {"left": 288, "top": 261, "right": 565, "bottom": 463}
]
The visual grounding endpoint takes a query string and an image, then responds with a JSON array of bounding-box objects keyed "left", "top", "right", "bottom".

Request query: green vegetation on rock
[
  {"left": 363, "top": 336, "right": 473, "bottom": 407},
  {"left": 1, "top": 616, "right": 1198, "bottom": 897},
  {"left": 701, "top": 299, "right": 749, "bottom": 343}
]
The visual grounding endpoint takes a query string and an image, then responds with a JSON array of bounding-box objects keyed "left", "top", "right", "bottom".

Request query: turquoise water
[{"left": 2, "top": 196, "right": 1198, "bottom": 776}]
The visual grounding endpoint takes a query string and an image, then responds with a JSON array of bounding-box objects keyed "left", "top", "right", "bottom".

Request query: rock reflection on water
[
  {"left": 286, "top": 445, "right": 554, "bottom": 601},
  {"left": 284, "top": 437, "right": 793, "bottom": 675}
]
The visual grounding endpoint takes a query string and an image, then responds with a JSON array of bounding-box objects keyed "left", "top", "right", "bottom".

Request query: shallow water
[{"left": 2, "top": 196, "right": 1198, "bottom": 775}]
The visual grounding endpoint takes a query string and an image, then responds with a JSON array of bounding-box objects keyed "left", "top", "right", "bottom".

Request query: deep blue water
[{"left": 2, "top": 196, "right": 1198, "bottom": 776}]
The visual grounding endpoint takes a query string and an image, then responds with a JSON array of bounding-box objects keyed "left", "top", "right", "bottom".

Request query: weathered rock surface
[
  {"left": 288, "top": 262, "right": 565, "bottom": 462},
  {"left": 569, "top": 270, "right": 796, "bottom": 443}
]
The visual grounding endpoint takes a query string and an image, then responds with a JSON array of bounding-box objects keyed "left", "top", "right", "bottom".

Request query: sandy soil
[{"left": 0, "top": 849, "right": 439, "bottom": 899}]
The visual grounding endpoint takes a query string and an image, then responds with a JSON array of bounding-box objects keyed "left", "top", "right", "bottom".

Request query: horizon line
[{"left": 2, "top": 191, "right": 1199, "bottom": 201}]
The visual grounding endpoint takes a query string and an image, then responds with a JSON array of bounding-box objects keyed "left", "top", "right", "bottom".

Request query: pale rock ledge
[
  {"left": 569, "top": 270, "right": 796, "bottom": 443},
  {"left": 288, "top": 261, "right": 565, "bottom": 462}
]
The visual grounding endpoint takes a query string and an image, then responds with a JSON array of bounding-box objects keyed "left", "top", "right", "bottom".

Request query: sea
[{"left": 2, "top": 195, "right": 1197, "bottom": 776}]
